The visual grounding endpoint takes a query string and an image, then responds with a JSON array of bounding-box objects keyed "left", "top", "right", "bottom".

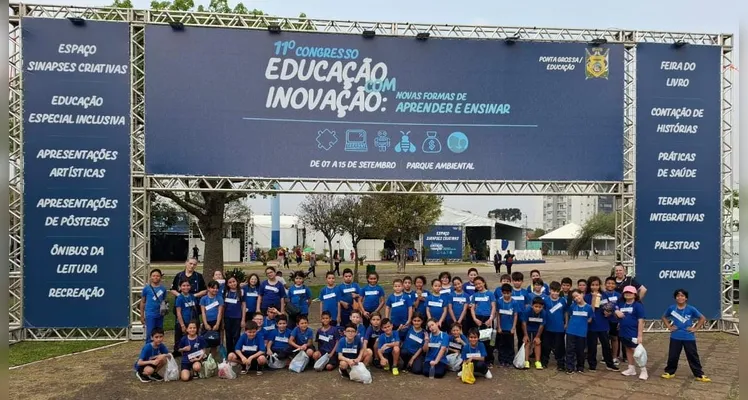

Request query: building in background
[{"left": 542, "top": 195, "right": 615, "bottom": 231}]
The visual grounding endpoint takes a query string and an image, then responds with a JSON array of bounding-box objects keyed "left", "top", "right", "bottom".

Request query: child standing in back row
[
  {"left": 661, "top": 289, "right": 710, "bottom": 382},
  {"left": 565, "top": 289, "right": 593, "bottom": 374}
]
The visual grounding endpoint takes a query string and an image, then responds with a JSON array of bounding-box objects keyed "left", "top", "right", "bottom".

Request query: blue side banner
[
  {"left": 145, "top": 26, "right": 624, "bottom": 181},
  {"left": 22, "top": 18, "right": 131, "bottom": 328},
  {"left": 634, "top": 44, "right": 722, "bottom": 318},
  {"left": 423, "top": 226, "right": 463, "bottom": 260}
]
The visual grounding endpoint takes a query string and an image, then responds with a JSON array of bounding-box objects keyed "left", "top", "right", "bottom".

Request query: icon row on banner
[{"left": 315, "top": 129, "right": 469, "bottom": 154}]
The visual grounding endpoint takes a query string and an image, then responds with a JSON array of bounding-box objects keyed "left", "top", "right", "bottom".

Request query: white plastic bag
[
  {"left": 163, "top": 354, "right": 179, "bottom": 382},
  {"left": 289, "top": 350, "right": 309, "bottom": 373},
  {"left": 200, "top": 354, "right": 218, "bottom": 378},
  {"left": 349, "top": 363, "right": 373, "bottom": 384},
  {"left": 268, "top": 353, "right": 286, "bottom": 369},
  {"left": 314, "top": 353, "right": 331, "bottom": 371},
  {"left": 633, "top": 344, "right": 648, "bottom": 367},
  {"left": 446, "top": 353, "right": 462, "bottom": 372},
  {"left": 513, "top": 345, "right": 526, "bottom": 369},
  {"left": 217, "top": 359, "right": 237, "bottom": 379}
]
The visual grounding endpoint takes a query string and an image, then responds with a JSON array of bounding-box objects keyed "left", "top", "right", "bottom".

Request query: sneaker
[
  {"left": 566, "top": 370, "right": 574, "bottom": 375},
  {"left": 588, "top": 368, "right": 597, "bottom": 372},
  {"left": 240, "top": 367, "right": 248, "bottom": 375},
  {"left": 622, "top": 367, "right": 637, "bottom": 376},
  {"left": 149, "top": 372, "right": 164, "bottom": 381},
  {"left": 256, "top": 369, "right": 263, "bottom": 376},
  {"left": 383, "top": 365, "right": 390, "bottom": 371},
  {"left": 135, "top": 371, "right": 151, "bottom": 383},
  {"left": 613, "top": 358, "right": 620, "bottom": 366},
  {"left": 577, "top": 369, "right": 585, "bottom": 373},
  {"left": 485, "top": 370, "right": 493, "bottom": 379},
  {"left": 639, "top": 368, "right": 648, "bottom": 380},
  {"left": 695, "top": 376, "right": 711, "bottom": 383},
  {"left": 192, "top": 371, "right": 199, "bottom": 379},
  {"left": 557, "top": 365, "right": 565, "bottom": 372},
  {"left": 661, "top": 373, "right": 676, "bottom": 379},
  {"left": 606, "top": 365, "right": 620, "bottom": 371},
  {"left": 524, "top": 361, "right": 530, "bottom": 369},
  {"left": 457, "top": 371, "right": 463, "bottom": 378},
  {"left": 392, "top": 367, "right": 399, "bottom": 376},
  {"left": 534, "top": 361, "right": 543, "bottom": 370}
]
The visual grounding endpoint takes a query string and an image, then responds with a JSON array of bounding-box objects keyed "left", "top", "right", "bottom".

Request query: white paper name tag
[
  {"left": 342, "top": 347, "right": 357, "bottom": 354},
  {"left": 323, "top": 293, "right": 336, "bottom": 300},
  {"left": 343, "top": 288, "right": 356, "bottom": 294},
  {"left": 408, "top": 334, "right": 423, "bottom": 344},
  {"left": 428, "top": 301, "right": 443, "bottom": 307},
  {"left": 293, "top": 289, "right": 306, "bottom": 295},
  {"left": 512, "top": 296, "right": 525, "bottom": 301},
  {"left": 620, "top": 307, "right": 633, "bottom": 313},
  {"left": 453, "top": 297, "right": 466, "bottom": 303},
  {"left": 392, "top": 301, "right": 404, "bottom": 308},
  {"left": 187, "top": 349, "right": 204, "bottom": 361},
  {"left": 225, "top": 298, "right": 238, "bottom": 304},
  {"left": 153, "top": 289, "right": 163, "bottom": 300},
  {"left": 264, "top": 285, "right": 279, "bottom": 293},
  {"left": 466, "top": 352, "right": 481, "bottom": 359},
  {"left": 550, "top": 303, "right": 563, "bottom": 313},
  {"left": 572, "top": 311, "right": 588, "bottom": 317},
  {"left": 365, "top": 290, "right": 379, "bottom": 296},
  {"left": 529, "top": 317, "right": 543, "bottom": 323},
  {"left": 440, "top": 288, "right": 451, "bottom": 294},
  {"left": 428, "top": 342, "right": 440, "bottom": 348},
  {"left": 449, "top": 342, "right": 462, "bottom": 349},
  {"left": 246, "top": 292, "right": 258, "bottom": 297},
  {"left": 275, "top": 336, "right": 289, "bottom": 343},
  {"left": 205, "top": 301, "right": 218, "bottom": 311},
  {"left": 319, "top": 335, "right": 332, "bottom": 342},
  {"left": 264, "top": 325, "right": 275, "bottom": 331},
  {"left": 499, "top": 309, "right": 513, "bottom": 315},
  {"left": 474, "top": 296, "right": 489, "bottom": 302},
  {"left": 242, "top": 345, "right": 257, "bottom": 352}
]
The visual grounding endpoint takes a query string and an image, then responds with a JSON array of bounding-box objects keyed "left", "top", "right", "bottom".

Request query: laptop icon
[{"left": 344, "top": 129, "right": 368, "bottom": 152}]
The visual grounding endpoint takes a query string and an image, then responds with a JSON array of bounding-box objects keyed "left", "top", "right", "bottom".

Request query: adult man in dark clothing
[{"left": 504, "top": 250, "right": 514, "bottom": 275}]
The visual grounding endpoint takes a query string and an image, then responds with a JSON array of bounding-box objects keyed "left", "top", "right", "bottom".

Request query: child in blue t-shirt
[
  {"left": 399, "top": 313, "right": 427, "bottom": 374},
  {"left": 495, "top": 283, "right": 518, "bottom": 367},
  {"left": 447, "top": 323, "right": 468, "bottom": 357},
  {"left": 459, "top": 327, "right": 492, "bottom": 380},
  {"left": 134, "top": 327, "right": 169, "bottom": 382},
  {"left": 385, "top": 279, "right": 413, "bottom": 330},
  {"left": 542, "top": 281, "right": 567, "bottom": 370},
  {"left": 199, "top": 280, "right": 224, "bottom": 356},
  {"left": 265, "top": 314, "right": 292, "bottom": 363},
  {"left": 229, "top": 321, "right": 268, "bottom": 375},
  {"left": 426, "top": 279, "right": 452, "bottom": 330},
  {"left": 319, "top": 272, "right": 341, "bottom": 326},
  {"left": 424, "top": 318, "right": 450, "bottom": 379},
  {"left": 312, "top": 311, "right": 339, "bottom": 371},
  {"left": 337, "top": 269, "right": 361, "bottom": 327},
  {"left": 510, "top": 272, "right": 530, "bottom": 352},
  {"left": 376, "top": 318, "right": 401, "bottom": 376},
  {"left": 287, "top": 271, "right": 312, "bottom": 330},
  {"left": 522, "top": 297, "right": 547, "bottom": 370},
  {"left": 616, "top": 285, "right": 646, "bottom": 380},
  {"left": 337, "top": 322, "right": 373, "bottom": 378},
  {"left": 565, "top": 289, "right": 593, "bottom": 374},
  {"left": 450, "top": 277, "right": 469, "bottom": 334},
  {"left": 359, "top": 272, "right": 386, "bottom": 327},
  {"left": 585, "top": 276, "right": 618, "bottom": 371},
  {"left": 223, "top": 276, "right": 246, "bottom": 357},
  {"left": 177, "top": 321, "right": 207, "bottom": 381},
  {"left": 289, "top": 315, "right": 316, "bottom": 364},
  {"left": 174, "top": 279, "right": 197, "bottom": 355},
  {"left": 140, "top": 269, "right": 168, "bottom": 344},
  {"left": 661, "top": 289, "right": 710, "bottom": 382}
]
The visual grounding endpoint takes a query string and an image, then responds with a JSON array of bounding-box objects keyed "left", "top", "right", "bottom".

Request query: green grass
[{"left": 9, "top": 340, "right": 116, "bottom": 367}]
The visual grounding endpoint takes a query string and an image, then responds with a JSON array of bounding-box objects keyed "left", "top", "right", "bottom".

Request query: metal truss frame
[{"left": 8, "top": 3, "right": 736, "bottom": 340}]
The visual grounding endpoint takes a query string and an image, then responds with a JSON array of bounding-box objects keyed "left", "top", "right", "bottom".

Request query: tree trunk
[
  {"left": 328, "top": 241, "right": 335, "bottom": 271},
  {"left": 397, "top": 245, "right": 406, "bottom": 273},
  {"left": 353, "top": 244, "right": 359, "bottom": 283},
  {"left": 198, "top": 199, "right": 226, "bottom": 280}
]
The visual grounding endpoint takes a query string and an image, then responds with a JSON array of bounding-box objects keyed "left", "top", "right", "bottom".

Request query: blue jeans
[{"left": 144, "top": 315, "right": 164, "bottom": 343}]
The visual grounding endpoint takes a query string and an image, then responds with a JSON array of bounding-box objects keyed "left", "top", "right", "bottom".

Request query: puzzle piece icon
[{"left": 316, "top": 129, "right": 338, "bottom": 151}]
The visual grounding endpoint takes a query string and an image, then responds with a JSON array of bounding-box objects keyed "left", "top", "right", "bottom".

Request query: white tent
[
  {"left": 436, "top": 206, "right": 522, "bottom": 228},
  {"left": 539, "top": 222, "right": 615, "bottom": 240},
  {"left": 250, "top": 214, "right": 302, "bottom": 249}
]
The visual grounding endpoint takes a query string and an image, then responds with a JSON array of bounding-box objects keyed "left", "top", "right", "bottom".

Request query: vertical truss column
[
  {"left": 129, "top": 18, "right": 150, "bottom": 338},
  {"left": 617, "top": 40, "right": 636, "bottom": 273},
  {"left": 8, "top": 17, "right": 24, "bottom": 342},
  {"left": 719, "top": 37, "right": 735, "bottom": 322}
]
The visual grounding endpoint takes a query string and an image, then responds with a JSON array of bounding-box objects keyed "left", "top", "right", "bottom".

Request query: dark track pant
[
  {"left": 587, "top": 330, "right": 615, "bottom": 369},
  {"left": 541, "top": 331, "right": 566, "bottom": 367},
  {"left": 515, "top": 323, "right": 525, "bottom": 352},
  {"left": 565, "top": 334, "right": 586, "bottom": 371},
  {"left": 664, "top": 338, "right": 705, "bottom": 377},
  {"left": 422, "top": 362, "right": 447, "bottom": 378},
  {"left": 497, "top": 332, "right": 515, "bottom": 364},
  {"left": 463, "top": 360, "right": 489, "bottom": 376},
  {"left": 173, "top": 321, "right": 185, "bottom": 354},
  {"left": 224, "top": 317, "right": 242, "bottom": 355},
  {"left": 399, "top": 350, "right": 425, "bottom": 374}
]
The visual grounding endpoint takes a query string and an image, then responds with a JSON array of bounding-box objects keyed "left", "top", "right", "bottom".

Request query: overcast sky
[{"left": 35, "top": 0, "right": 741, "bottom": 227}]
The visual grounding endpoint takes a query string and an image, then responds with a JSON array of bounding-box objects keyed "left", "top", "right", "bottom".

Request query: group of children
[{"left": 136, "top": 266, "right": 712, "bottom": 385}]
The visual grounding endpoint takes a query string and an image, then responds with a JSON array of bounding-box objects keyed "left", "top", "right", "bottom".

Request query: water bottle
[{"left": 429, "top": 365, "right": 435, "bottom": 379}]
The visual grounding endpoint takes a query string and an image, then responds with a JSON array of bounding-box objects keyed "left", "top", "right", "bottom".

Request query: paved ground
[{"left": 10, "top": 258, "right": 739, "bottom": 399}]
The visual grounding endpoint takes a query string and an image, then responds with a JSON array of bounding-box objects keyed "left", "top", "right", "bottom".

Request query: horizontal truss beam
[
  {"left": 10, "top": 3, "right": 731, "bottom": 46},
  {"left": 149, "top": 177, "right": 622, "bottom": 195}
]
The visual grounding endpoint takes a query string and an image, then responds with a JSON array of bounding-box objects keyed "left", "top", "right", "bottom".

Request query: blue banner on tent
[
  {"left": 634, "top": 43, "right": 722, "bottom": 319},
  {"left": 423, "top": 226, "right": 463, "bottom": 260},
  {"left": 144, "top": 26, "right": 624, "bottom": 181},
  {"left": 22, "top": 18, "right": 131, "bottom": 328}
]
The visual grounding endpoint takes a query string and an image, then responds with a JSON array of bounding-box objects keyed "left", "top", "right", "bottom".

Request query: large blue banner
[
  {"left": 635, "top": 44, "right": 722, "bottom": 318},
  {"left": 145, "top": 26, "right": 624, "bottom": 181},
  {"left": 423, "top": 226, "right": 463, "bottom": 260},
  {"left": 22, "top": 18, "right": 131, "bottom": 328}
]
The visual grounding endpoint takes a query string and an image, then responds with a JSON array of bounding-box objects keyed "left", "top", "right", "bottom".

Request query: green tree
[
  {"left": 150, "top": 193, "right": 183, "bottom": 232},
  {"left": 368, "top": 184, "right": 442, "bottom": 273},
  {"left": 299, "top": 194, "right": 342, "bottom": 271},
  {"left": 566, "top": 212, "right": 615, "bottom": 259},
  {"left": 725, "top": 189, "right": 738, "bottom": 229},
  {"left": 529, "top": 228, "right": 546, "bottom": 240},
  {"left": 488, "top": 208, "right": 522, "bottom": 222},
  {"left": 334, "top": 196, "right": 380, "bottom": 282}
]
